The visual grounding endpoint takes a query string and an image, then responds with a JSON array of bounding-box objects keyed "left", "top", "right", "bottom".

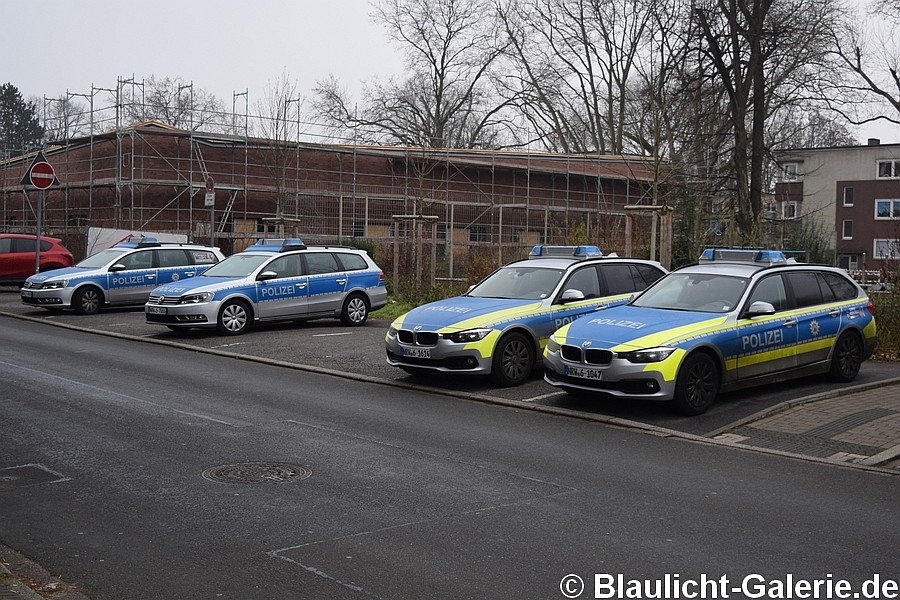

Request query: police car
[
  {"left": 20, "top": 237, "right": 223, "bottom": 314},
  {"left": 145, "top": 238, "right": 387, "bottom": 335},
  {"left": 543, "top": 248, "right": 878, "bottom": 415},
  {"left": 385, "top": 245, "right": 667, "bottom": 386}
]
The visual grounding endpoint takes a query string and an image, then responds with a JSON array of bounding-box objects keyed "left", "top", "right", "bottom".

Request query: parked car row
[{"left": 18, "top": 240, "right": 878, "bottom": 416}]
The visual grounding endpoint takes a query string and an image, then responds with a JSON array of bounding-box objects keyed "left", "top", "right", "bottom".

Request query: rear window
[
  {"left": 336, "top": 253, "right": 368, "bottom": 271},
  {"left": 189, "top": 249, "right": 219, "bottom": 265},
  {"left": 821, "top": 272, "right": 859, "bottom": 302}
]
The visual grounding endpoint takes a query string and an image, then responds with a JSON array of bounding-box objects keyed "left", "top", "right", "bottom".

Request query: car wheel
[
  {"left": 830, "top": 330, "right": 863, "bottom": 383},
  {"left": 73, "top": 286, "right": 103, "bottom": 315},
  {"left": 672, "top": 352, "right": 719, "bottom": 416},
  {"left": 340, "top": 294, "right": 369, "bottom": 326},
  {"left": 490, "top": 332, "right": 534, "bottom": 387},
  {"left": 217, "top": 300, "right": 251, "bottom": 335}
]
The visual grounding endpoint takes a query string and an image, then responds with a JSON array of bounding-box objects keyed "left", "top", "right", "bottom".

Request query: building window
[
  {"left": 782, "top": 201, "right": 798, "bottom": 220},
  {"left": 843, "top": 187, "right": 854, "bottom": 206},
  {"left": 468, "top": 225, "right": 486, "bottom": 243},
  {"left": 877, "top": 160, "right": 900, "bottom": 179},
  {"left": 875, "top": 199, "right": 900, "bottom": 219},
  {"left": 842, "top": 220, "right": 853, "bottom": 240},
  {"left": 782, "top": 162, "right": 799, "bottom": 181},
  {"left": 351, "top": 222, "right": 365, "bottom": 237},
  {"left": 839, "top": 255, "right": 859, "bottom": 271},
  {"left": 874, "top": 239, "right": 900, "bottom": 259}
]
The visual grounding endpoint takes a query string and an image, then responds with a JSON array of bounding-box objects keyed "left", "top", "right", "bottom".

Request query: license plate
[
  {"left": 402, "top": 347, "right": 431, "bottom": 359},
  {"left": 565, "top": 366, "right": 602, "bottom": 380},
  {"left": 147, "top": 306, "right": 167, "bottom": 315},
  {"left": 21, "top": 290, "right": 32, "bottom": 298}
]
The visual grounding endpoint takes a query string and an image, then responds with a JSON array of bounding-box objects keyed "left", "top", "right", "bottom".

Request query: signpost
[
  {"left": 20, "top": 152, "right": 61, "bottom": 275},
  {"left": 204, "top": 176, "right": 215, "bottom": 246}
]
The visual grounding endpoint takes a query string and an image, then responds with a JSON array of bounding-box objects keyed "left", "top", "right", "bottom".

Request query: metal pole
[{"left": 34, "top": 190, "right": 44, "bottom": 275}]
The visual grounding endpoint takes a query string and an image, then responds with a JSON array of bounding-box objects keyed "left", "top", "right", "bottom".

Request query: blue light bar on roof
[
  {"left": 528, "top": 245, "right": 604, "bottom": 259},
  {"left": 115, "top": 236, "right": 159, "bottom": 248},
  {"left": 244, "top": 238, "right": 307, "bottom": 252},
  {"left": 699, "top": 248, "right": 788, "bottom": 264}
]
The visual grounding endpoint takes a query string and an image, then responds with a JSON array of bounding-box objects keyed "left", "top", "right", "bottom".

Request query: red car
[{"left": 0, "top": 233, "right": 74, "bottom": 285}]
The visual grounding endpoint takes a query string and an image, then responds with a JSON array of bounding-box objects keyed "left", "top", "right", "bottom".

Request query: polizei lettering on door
[
  {"left": 260, "top": 285, "right": 295, "bottom": 298},
  {"left": 112, "top": 275, "right": 146, "bottom": 286},
  {"left": 741, "top": 329, "right": 784, "bottom": 351}
]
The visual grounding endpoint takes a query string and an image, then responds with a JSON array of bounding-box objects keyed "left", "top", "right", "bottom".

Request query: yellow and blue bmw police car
[
  {"left": 543, "top": 249, "right": 878, "bottom": 415},
  {"left": 385, "top": 246, "right": 667, "bottom": 386}
]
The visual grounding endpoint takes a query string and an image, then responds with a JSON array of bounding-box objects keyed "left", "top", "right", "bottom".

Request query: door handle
[
  {"left": 146, "top": 274, "right": 156, "bottom": 279},
  {"left": 336, "top": 278, "right": 347, "bottom": 284},
  {"left": 298, "top": 283, "right": 307, "bottom": 289},
  {"left": 783, "top": 319, "right": 797, "bottom": 327},
  {"left": 185, "top": 272, "right": 195, "bottom": 277},
  {"left": 829, "top": 309, "right": 841, "bottom": 317}
]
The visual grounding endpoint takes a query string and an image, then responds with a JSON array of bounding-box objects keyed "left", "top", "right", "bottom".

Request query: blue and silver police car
[
  {"left": 543, "top": 249, "right": 878, "bottom": 415},
  {"left": 21, "top": 237, "right": 223, "bottom": 314},
  {"left": 145, "top": 238, "right": 387, "bottom": 335},
  {"left": 385, "top": 245, "right": 667, "bottom": 386}
]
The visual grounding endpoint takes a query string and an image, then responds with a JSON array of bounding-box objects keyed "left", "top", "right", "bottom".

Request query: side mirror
[
  {"left": 746, "top": 300, "right": 776, "bottom": 317},
  {"left": 560, "top": 289, "right": 585, "bottom": 303},
  {"left": 257, "top": 271, "right": 278, "bottom": 281},
  {"left": 109, "top": 264, "right": 126, "bottom": 272}
]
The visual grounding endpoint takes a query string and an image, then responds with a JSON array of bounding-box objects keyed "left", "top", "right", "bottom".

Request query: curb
[{"left": 0, "top": 543, "right": 90, "bottom": 600}]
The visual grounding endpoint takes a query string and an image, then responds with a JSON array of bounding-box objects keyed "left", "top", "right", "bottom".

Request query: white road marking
[{"left": 520, "top": 391, "right": 567, "bottom": 403}]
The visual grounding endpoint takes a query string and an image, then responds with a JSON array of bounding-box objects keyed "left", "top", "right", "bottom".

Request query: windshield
[
  {"left": 200, "top": 253, "right": 272, "bottom": 278},
  {"left": 75, "top": 249, "right": 128, "bottom": 269},
  {"left": 467, "top": 265, "right": 564, "bottom": 300},
  {"left": 632, "top": 272, "right": 749, "bottom": 313}
]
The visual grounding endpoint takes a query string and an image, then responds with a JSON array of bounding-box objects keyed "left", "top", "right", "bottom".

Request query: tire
[
  {"left": 672, "top": 352, "right": 719, "bottom": 416},
  {"left": 490, "top": 332, "right": 534, "bottom": 387},
  {"left": 217, "top": 300, "right": 251, "bottom": 335},
  {"left": 73, "top": 286, "right": 103, "bottom": 315},
  {"left": 340, "top": 294, "right": 369, "bottom": 326},
  {"left": 830, "top": 330, "right": 863, "bottom": 383}
]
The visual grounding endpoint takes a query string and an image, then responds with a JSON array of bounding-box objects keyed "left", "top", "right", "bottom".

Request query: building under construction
[{"left": 0, "top": 120, "right": 665, "bottom": 283}]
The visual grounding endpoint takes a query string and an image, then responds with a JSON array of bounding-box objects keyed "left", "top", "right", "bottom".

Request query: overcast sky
[
  {"left": 5, "top": 0, "right": 898, "bottom": 144},
  {"left": 5, "top": 0, "right": 404, "bottom": 109}
]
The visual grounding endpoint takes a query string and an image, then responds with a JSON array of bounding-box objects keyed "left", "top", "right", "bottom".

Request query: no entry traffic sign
[
  {"left": 29, "top": 161, "right": 56, "bottom": 190},
  {"left": 20, "top": 151, "right": 60, "bottom": 189}
]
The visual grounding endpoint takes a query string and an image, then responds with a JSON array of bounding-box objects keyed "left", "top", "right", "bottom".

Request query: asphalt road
[
  {"left": 2, "top": 318, "right": 898, "bottom": 600},
  {"left": 3, "top": 286, "right": 900, "bottom": 437}
]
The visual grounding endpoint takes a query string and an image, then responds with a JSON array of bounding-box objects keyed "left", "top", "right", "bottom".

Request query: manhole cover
[{"left": 202, "top": 462, "right": 311, "bottom": 484}]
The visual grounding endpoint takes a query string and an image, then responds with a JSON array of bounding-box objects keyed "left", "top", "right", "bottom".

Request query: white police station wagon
[
  {"left": 21, "top": 237, "right": 223, "bottom": 314},
  {"left": 543, "top": 249, "right": 878, "bottom": 415},
  {"left": 385, "top": 245, "right": 667, "bottom": 386},
  {"left": 145, "top": 238, "right": 387, "bottom": 335}
]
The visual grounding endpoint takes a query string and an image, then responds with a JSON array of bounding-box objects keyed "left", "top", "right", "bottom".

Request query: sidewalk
[
  {"left": 0, "top": 544, "right": 89, "bottom": 600},
  {"left": 710, "top": 378, "right": 900, "bottom": 472}
]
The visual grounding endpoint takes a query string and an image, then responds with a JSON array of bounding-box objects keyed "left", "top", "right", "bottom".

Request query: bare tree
[
  {"left": 496, "top": 0, "right": 660, "bottom": 154},
  {"left": 312, "top": 0, "right": 513, "bottom": 148},
  {"left": 41, "top": 95, "right": 89, "bottom": 142},
  {"left": 121, "top": 75, "right": 227, "bottom": 131},
  {"left": 825, "top": 1, "right": 900, "bottom": 129},
  {"left": 253, "top": 71, "right": 303, "bottom": 237},
  {"left": 689, "top": 0, "right": 838, "bottom": 240}
]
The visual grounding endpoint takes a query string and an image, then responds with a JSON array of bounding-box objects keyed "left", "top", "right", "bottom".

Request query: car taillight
[
  {"left": 866, "top": 300, "right": 875, "bottom": 315},
  {"left": 379, "top": 271, "right": 385, "bottom": 282}
]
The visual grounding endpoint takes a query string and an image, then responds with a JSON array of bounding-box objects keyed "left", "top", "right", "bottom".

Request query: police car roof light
[
  {"left": 115, "top": 236, "right": 160, "bottom": 249},
  {"left": 245, "top": 238, "right": 308, "bottom": 253},
  {"left": 699, "top": 248, "right": 788, "bottom": 265},
  {"left": 529, "top": 245, "right": 603, "bottom": 259}
]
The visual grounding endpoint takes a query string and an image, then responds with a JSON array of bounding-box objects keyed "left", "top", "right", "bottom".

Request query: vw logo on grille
[{"left": 159, "top": 296, "right": 166, "bottom": 303}]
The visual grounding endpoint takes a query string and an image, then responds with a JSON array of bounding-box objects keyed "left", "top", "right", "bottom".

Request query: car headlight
[
  {"left": 179, "top": 292, "right": 213, "bottom": 304},
  {"left": 388, "top": 324, "right": 398, "bottom": 337},
  {"left": 42, "top": 280, "right": 68, "bottom": 289},
  {"left": 546, "top": 337, "right": 561, "bottom": 353},
  {"left": 445, "top": 328, "right": 492, "bottom": 343},
  {"left": 619, "top": 347, "right": 676, "bottom": 363}
]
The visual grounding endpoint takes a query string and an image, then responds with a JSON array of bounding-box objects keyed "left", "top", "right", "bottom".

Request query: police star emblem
[{"left": 810, "top": 320, "right": 820, "bottom": 336}]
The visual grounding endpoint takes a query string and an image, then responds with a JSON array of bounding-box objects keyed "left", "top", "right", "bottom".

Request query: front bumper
[
  {"left": 145, "top": 301, "right": 220, "bottom": 328},
  {"left": 21, "top": 287, "right": 74, "bottom": 308},
  {"left": 385, "top": 328, "right": 494, "bottom": 374},
  {"left": 542, "top": 346, "right": 677, "bottom": 400}
]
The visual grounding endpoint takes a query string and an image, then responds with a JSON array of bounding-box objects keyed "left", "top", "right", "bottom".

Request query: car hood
[
  {"left": 395, "top": 296, "right": 544, "bottom": 331},
  {"left": 152, "top": 276, "right": 245, "bottom": 296},
  {"left": 557, "top": 305, "right": 729, "bottom": 350},
  {"left": 26, "top": 266, "right": 98, "bottom": 283}
]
